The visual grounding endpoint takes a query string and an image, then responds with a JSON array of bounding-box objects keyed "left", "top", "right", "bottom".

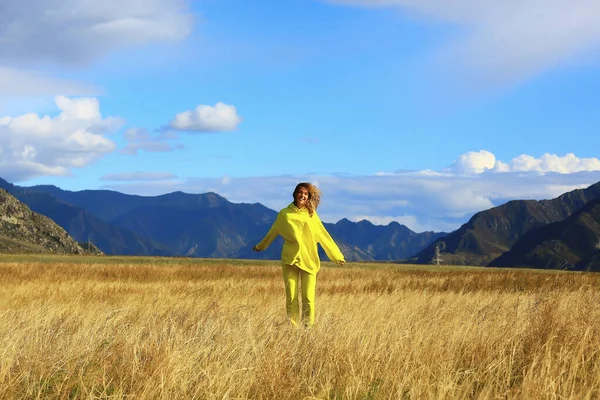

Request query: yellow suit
[{"left": 255, "top": 203, "right": 345, "bottom": 325}]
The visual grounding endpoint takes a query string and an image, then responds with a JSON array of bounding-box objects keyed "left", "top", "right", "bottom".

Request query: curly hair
[{"left": 293, "top": 182, "right": 321, "bottom": 217}]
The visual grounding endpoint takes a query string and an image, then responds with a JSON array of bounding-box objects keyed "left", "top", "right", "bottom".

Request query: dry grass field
[{"left": 1, "top": 255, "right": 600, "bottom": 399}]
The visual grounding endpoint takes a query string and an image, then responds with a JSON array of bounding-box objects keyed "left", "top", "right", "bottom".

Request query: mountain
[
  {"left": 16, "top": 184, "right": 271, "bottom": 257},
  {"left": 24, "top": 185, "right": 234, "bottom": 221},
  {"left": 235, "top": 218, "right": 446, "bottom": 262},
  {"left": 108, "top": 199, "right": 277, "bottom": 257},
  {"left": 96, "top": 198, "right": 444, "bottom": 261},
  {"left": 489, "top": 197, "right": 600, "bottom": 271},
  {"left": 413, "top": 181, "right": 600, "bottom": 266},
  {"left": 325, "top": 219, "right": 446, "bottom": 261},
  {"left": 0, "top": 180, "right": 170, "bottom": 256},
  {"left": 0, "top": 178, "right": 445, "bottom": 261},
  {"left": 0, "top": 188, "right": 94, "bottom": 254}
]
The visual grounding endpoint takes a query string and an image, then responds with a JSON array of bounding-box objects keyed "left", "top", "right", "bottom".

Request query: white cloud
[
  {"left": 0, "top": 0, "right": 193, "bottom": 67},
  {"left": 99, "top": 150, "right": 600, "bottom": 233},
  {"left": 324, "top": 0, "right": 600, "bottom": 84},
  {"left": 122, "top": 142, "right": 181, "bottom": 155},
  {"left": 0, "top": 1, "right": 193, "bottom": 98},
  {"left": 448, "top": 151, "right": 600, "bottom": 175},
  {"left": 100, "top": 172, "right": 178, "bottom": 181},
  {"left": 0, "top": 96, "right": 121, "bottom": 182},
  {"left": 99, "top": 171, "right": 600, "bottom": 233},
  {"left": 0, "top": 67, "right": 98, "bottom": 97},
  {"left": 508, "top": 153, "right": 600, "bottom": 173},
  {"left": 447, "top": 150, "right": 496, "bottom": 174},
  {"left": 121, "top": 127, "right": 183, "bottom": 155},
  {"left": 168, "top": 103, "right": 242, "bottom": 132}
]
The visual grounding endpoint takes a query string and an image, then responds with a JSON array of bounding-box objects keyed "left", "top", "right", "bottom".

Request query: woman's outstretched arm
[
  {"left": 313, "top": 213, "right": 345, "bottom": 265},
  {"left": 253, "top": 214, "right": 281, "bottom": 252}
]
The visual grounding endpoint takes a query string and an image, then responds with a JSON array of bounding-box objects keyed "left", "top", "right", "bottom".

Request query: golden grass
[{"left": 1, "top": 256, "right": 600, "bottom": 399}]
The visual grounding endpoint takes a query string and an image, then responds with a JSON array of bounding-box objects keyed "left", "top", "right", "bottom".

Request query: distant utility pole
[
  {"left": 559, "top": 260, "right": 573, "bottom": 270},
  {"left": 433, "top": 245, "right": 443, "bottom": 266}
]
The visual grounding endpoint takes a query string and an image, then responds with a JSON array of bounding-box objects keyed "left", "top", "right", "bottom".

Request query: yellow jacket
[{"left": 255, "top": 203, "right": 345, "bottom": 274}]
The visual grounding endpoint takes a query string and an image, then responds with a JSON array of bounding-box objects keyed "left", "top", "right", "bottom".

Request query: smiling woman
[{"left": 252, "top": 182, "right": 345, "bottom": 327}]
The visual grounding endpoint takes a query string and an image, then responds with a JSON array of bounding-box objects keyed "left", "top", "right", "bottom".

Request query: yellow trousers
[{"left": 282, "top": 264, "right": 317, "bottom": 326}]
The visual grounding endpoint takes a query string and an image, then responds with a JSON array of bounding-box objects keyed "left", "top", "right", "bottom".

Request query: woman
[{"left": 253, "top": 182, "right": 345, "bottom": 327}]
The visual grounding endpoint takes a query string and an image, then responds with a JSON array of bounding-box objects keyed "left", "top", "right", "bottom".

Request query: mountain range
[
  {"left": 2, "top": 176, "right": 600, "bottom": 271},
  {"left": 413, "top": 181, "right": 600, "bottom": 270},
  {"left": 0, "top": 178, "right": 445, "bottom": 262}
]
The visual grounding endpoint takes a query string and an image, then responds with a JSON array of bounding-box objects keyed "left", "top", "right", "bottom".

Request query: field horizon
[{"left": 1, "top": 255, "right": 599, "bottom": 399}]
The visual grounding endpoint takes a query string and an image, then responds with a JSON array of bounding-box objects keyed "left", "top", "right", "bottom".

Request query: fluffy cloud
[
  {"left": 99, "top": 150, "right": 600, "bottom": 233},
  {"left": 447, "top": 150, "right": 496, "bottom": 174},
  {"left": 0, "top": 0, "right": 193, "bottom": 67},
  {"left": 448, "top": 151, "right": 600, "bottom": 175},
  {"left": 0, "top": 96, "right": 121, "bottom": 181},
  {"left": 0, "top": 1, "right": 193, "bottom": 97},
  {"left": 507, "top": 153, "right": 600, "bottom": 173},
  {"left": 121, "top": 128, "right": 183, "bottom": 155},
  {"left": 324, "top": 0, "right": 600, "bottom": 84},
  {"left": 168, "top": 103, "right": 242, "bottom": 132}
]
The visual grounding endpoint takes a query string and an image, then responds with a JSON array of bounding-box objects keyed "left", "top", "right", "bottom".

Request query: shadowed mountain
[
  {"left": 23, "top": 185, "right": 232, "bottom": 221},
  {"left": 235, "top": 219, "right": 446, "bottom": 262},
  {"left": 0, "top": 188, "right": 93, "bottom": 254},
  {"left": 0, "top": 179, "right": 170, "bottom": 255},
  {"left": 19, "top": 185, "right": 270, "bottom": 257},
  {"left": 413, "top": 181, "right": 600, "bottom": 266},
  {"left": 109, "top": 200, "right": 278, "bottom": 257},
  {"left": 325, "top": 219, "right": 446, "bottom": 261},
  {"left": 489, "top": 197, "right": 600, "bottom": 271},
  {"left": 0, "top": 178, "right": 445, "bottom": 261}
]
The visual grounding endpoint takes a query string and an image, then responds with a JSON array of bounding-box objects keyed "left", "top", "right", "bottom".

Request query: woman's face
[{"left": 294, "top": 187, "right": 309, "bottom": 208}]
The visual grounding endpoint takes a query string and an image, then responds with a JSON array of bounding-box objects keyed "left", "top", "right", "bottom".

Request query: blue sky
[{"left": 1, "top": 0, "right": 600, "bottom": 232}]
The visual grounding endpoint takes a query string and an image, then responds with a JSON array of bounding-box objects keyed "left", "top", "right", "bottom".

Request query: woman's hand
[
  {"left": 252, "top": 246, "right": 261, "bottom": 252},
  {"left": 337, "top": 260, "right": 345, "bottom": 266}
]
